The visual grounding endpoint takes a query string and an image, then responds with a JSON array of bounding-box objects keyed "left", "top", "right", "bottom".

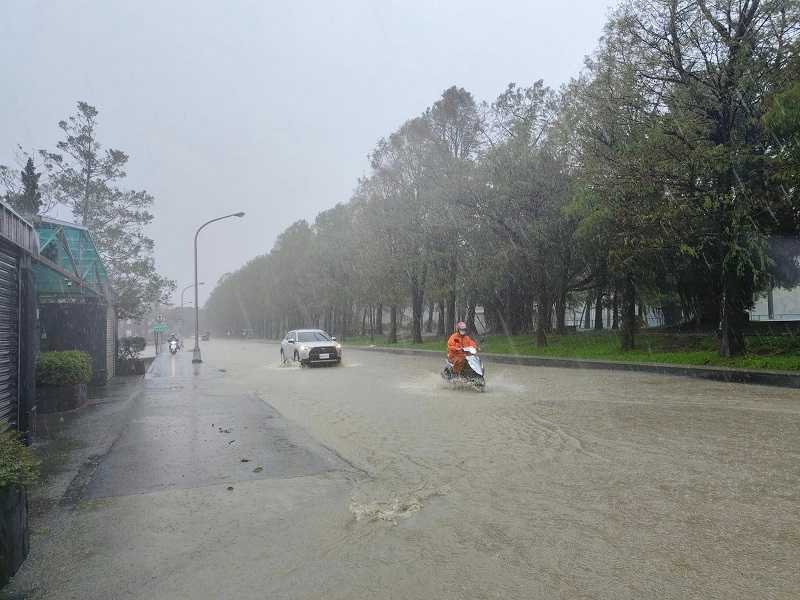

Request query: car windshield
[{"left": 297, "top": 331, "right": 331, "bottom": 342}]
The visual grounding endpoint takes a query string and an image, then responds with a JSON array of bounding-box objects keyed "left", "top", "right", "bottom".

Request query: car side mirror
[{"left": 331, "top": 336, "right": 337, "bottom": 341}]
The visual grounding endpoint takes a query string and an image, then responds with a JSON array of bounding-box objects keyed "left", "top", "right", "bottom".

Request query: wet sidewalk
[
  {"left": 4, "top": 351, "right": 359, "bottom": 599},
  {"left": 29, "top": 374, "right": 144, "bottom": 517},
  {"left": 85, "top": 351, "right": 351, "bottom": 499}
]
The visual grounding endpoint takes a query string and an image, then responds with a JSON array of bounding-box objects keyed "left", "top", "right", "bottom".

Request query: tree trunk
[
  {"left": 555, "top": 289, "right": 567, "bottom": 335},
  {"left": 719, "top": 278, "right": 748, "bottom": 357},
  {"left": 369, "top": 305, "right": 374, "bottom": 342},
  {"left": 583, "top": 293, "right": 592, "bottom": 329},
  {"left": 504, "top": 284, "right": 513, "bottom": 334},
  {"left": 620, "top": 276, "right": 636, "bottom": 351},
  {"left": 542, "top": 300, "right": 553, "bottom": 333},
  {"left": 535, "top": 296, "right": 548, "bottom": 348},
  {"left": 425, "top": 301, "right": 434, "bottom": 333},
  {"left": 388, "top": 305, "right": 398, "bottom": 344},
  {"left": 436, "top": 301, "right": 446, "bottom": 336},
  {"left": 611, "top": 290, "right": 619, "bottom": 330},
  {"left": 466, "top": 301, "right": 477, "bottom": 334},
  {"left": 446, "top": 290, "right": 456, "bottom": 335},
  {"left": 411, "top": 287, "right": 424, "bottom": 343},
  {"left": 492, "top": 298, "right": 511, "bottom": 338},
  {"left": 661, "top": 300, "right": 681, "bottom": 327},
  {"left": 341, "top": 304, "right": 350, "bottom": 341},
  {"left": 361, "top": 307, "right": 368, "bottom": 336},
  {"left": 594, "top": 292, "right": 604, "bottom": 330},
  {"left": 376, "top": 303, "right": 383, "bottom": 335}
]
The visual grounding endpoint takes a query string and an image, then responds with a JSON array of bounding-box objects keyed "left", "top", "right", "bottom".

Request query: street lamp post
[
  {"left": 192, "top": 212, "right": 245, "bottom": 363},
  {"left": 180, "top": 282, "right": 203, "bottom": 339},
  {"left": 181, "top": 282, "right": 203, "bottom": 310}
]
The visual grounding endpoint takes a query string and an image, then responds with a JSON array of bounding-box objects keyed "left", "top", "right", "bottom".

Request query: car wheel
[
  {"left": 294, "top": 351, "right": 300, "bottom": 363},
  {"left": 280, "top": 349, "right": 286, "bottom": 364}
]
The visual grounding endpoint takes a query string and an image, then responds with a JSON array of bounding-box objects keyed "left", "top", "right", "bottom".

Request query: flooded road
[
  {"left": 10, "top": 338, "right": 800, "bottom": 599},
  {"left": 202, "top": 339, "right": 800, "bottom": 599}
]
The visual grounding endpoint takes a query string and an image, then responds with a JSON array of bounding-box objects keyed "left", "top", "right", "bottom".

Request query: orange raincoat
[{"left": 447, "top": 332, "right": 478, "bottom": 374}]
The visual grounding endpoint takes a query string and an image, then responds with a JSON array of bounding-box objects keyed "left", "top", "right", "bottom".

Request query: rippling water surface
[{"left": 204, "top": 340, "right": 800, "bottom": 599}]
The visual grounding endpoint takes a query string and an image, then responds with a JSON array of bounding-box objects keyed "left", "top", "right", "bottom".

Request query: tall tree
[
  {"left": 427, "top": 86, "right": 484, "bottom": 330},
  {"left": 40, "top": 102, "right": 174, "bottom": 318},
  {"left": 1, "top": 150, "right": 54, "bottom": 217},
  {"left": 10, "top": 158, "right": 43, "bottom": 217},
  {"left": 611, "top": 0, "right": 800, "bottom": 355}
]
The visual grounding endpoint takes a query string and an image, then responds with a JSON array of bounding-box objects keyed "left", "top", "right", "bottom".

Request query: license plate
[{"left": 319, "top": 353, "right": 329, "bottom": 359}]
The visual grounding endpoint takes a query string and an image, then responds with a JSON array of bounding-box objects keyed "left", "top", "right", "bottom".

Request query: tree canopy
[{"left": 206, "top": 1, "right": 800, "bottom": 356}]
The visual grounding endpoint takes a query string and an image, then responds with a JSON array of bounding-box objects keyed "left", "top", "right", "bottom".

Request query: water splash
[
  {"left": 349, "top": 496, "right": 424, "bottom": 524},
  {"left": 349, "top": 486, "right": 449, "bottom": 524}
]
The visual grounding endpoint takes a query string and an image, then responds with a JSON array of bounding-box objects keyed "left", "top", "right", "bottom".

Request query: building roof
[{"left": 33, "top": 216, "right": 112, "bottom": 302}]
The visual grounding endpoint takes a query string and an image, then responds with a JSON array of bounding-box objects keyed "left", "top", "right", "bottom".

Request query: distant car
[
  {"left": 281, "top": 329, "right": 341, "bottom": 366},
  {"left": 201, "top": 331, "right": 210, "bottom": 341}
]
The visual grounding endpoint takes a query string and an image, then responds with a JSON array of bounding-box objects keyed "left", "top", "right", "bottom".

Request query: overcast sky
[{"left": 1, "top": 0, "right": 612, "bottom": 306}]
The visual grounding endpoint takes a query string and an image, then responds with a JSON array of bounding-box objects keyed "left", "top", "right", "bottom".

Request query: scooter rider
[{"left": 447, "top": 321, "right": 479, "bottom": 375}]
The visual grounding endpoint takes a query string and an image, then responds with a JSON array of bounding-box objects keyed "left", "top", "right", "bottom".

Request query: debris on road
[
  {"left": 226, "top": 486, "right": 234, "bottom": 491},
  {"left": 253, "top": 466, "right": 263, "bottom": 473},
  {"left": 240, "top": 458, "right": 250, "bottom": 463}
]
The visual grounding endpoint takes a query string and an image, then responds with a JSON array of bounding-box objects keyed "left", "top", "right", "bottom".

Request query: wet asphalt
[
  {"left": 84, "top": 353, "right": 348, "bottom": 499},
  {"left": 5, "top": 339, "right": 800, "bottom": 600}
]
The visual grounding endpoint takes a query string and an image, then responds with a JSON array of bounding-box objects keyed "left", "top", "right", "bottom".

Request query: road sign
[{"left": 152, "top": 323, "right": 169, "bottom": 333}]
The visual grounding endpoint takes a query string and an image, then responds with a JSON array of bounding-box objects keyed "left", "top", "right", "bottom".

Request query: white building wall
[{"left": 750, "top": 286, "right": 800, "bottom": 321}]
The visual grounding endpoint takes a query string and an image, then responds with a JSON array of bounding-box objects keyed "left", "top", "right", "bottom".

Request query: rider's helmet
[{"left": 456, "top": 321, "right": 467, "bottom": 335}]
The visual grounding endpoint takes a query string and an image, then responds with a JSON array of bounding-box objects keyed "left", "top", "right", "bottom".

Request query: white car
[{"left": 280, "top": 329, "right": 342, "bottom": 366}]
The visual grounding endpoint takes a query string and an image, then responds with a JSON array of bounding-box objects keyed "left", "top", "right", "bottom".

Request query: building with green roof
[{"left": 33, "top": 216, "right": 117, "bottom": 383}]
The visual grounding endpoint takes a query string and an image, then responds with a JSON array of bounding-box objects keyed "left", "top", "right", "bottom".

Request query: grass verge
[{"left": 343, "top": 331, "right": 800, "bottom": 372}]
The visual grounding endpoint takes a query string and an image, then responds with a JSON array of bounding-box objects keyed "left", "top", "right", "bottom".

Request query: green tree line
[{"left": 207, "top": 0, "right": 800, "bottom": 356}]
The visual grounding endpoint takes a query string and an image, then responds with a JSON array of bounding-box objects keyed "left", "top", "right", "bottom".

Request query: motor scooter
[{"left": 441, "top": 346, "right": 486, "bottom": 391}]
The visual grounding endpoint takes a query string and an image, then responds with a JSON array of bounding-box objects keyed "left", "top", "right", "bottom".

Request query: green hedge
[
  {"left": 0, "top": 430, "right": 39, "bottom": 489},
  {"left": 36, "top": 351, "right": 93, "bottom": 386}
]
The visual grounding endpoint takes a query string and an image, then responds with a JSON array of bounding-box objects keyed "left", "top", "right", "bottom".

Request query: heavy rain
[{"left": 1, "top": 1, "right": 799, "bottom": 599}]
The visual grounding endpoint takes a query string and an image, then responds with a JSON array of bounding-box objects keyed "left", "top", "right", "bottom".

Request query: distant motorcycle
[
  {"left": 169, "top": 339, "right": 179, "bottom": 355},
  {"left": 441, "top": 346, "right": 486, "bottom": 391}
]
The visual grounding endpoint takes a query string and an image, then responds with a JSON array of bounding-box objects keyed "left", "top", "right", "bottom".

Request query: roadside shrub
[
  {"left": 118, "top": 336, "right": 146, "bottom": 361},
  {"left": 36, "top": 351, "right": 92, "bottom": 386},
  {"left": 0, "top": 430, "right": 40, "bottom": 489}
]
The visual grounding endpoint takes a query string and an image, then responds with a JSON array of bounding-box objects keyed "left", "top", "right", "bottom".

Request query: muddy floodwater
[
  {"left": 205, "top": 340, "right": 800, "bottom": 599},
  {"left": 10, "top": 338, "right": 799, "bottom": 600}
]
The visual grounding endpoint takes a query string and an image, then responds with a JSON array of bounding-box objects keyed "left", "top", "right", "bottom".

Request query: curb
[{"left": 354, "top": 346, "right": 800, "bottom": 389}]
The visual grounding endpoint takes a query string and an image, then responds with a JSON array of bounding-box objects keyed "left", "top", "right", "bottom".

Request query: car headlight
[
  {"left": 300, "top": 345, "right": 309, "bottom": 352},
  {"left": 335, "top": 343, "right": 341, "bottom": 350}
]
